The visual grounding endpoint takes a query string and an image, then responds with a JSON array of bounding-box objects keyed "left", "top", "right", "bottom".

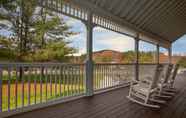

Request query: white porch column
[
  {"left": 85, "top": 11, "right": 94, "bottom": 96},
  {"left": 135, "top": 36, "right": 139, "bottom": 81},
  {"left": 156, "top": 45, "right": 160, "bottom": 64},
  {"left": 168, "top": 46, "right": 172, "bottom": 64}
]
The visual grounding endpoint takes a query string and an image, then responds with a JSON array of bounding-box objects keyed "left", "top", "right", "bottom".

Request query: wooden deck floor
[{"left": 7, "top": 73, "right": 186, "bottom": 118}]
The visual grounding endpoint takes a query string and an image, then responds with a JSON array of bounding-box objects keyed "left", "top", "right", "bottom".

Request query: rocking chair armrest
[
  {"left": 131, "top": 79, "right": 139, "bottom": 83},
  {"left": 141, "top": 78, "right": 151, "bottom": 84},
  {"left": 130, "top": 80, "right": 139, "bottom": 85}
]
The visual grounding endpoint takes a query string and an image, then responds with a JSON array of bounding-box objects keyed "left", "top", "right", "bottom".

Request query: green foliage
[
  {"left": 28, "top": 41, "right": 76, "bottom": 62},
  {"left": 177, "top": 57, "right": 186, "bottom": 68},
  {"left": 121, "top": 51, "right": 154, "bottom": 63},
  {"left": 0, "top": 36, "right": 17, "bottom": 61},
  {"left": 122, "top": 51, "right": 136, "bottom": 63},
  {"left": 0, "top": 0, "right": 78, "bottom": 62},
  {"left": 94, "top": 56, "right": 113, "bottom": 63},
  {"left": 139, "top": 51, "right": 154, "bottom": 63}
]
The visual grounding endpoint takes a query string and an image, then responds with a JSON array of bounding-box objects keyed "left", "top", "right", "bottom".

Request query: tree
[
  {"left": 122, "top": 51, "right": 136, "bottom": 63},
  {"left": 0, "top": 0, "right": 78, "bottom": 80},
  {"left": 0, "top": 0, "right": 78, "bottom": 62},
  {"left": 139, "top": 51, "right": 154, "bottom": 63},
  {"left": 0, "top": 0, "right": 37, "bottom": 61},
  {"left": 121, "top": 51, "right": 154, "bottom": 63},
  {"left": 0, "top": 36, "right": 16, "bottom": 61},
  {"left": 177, "top": 57, "right": 186, "bottom": 68}
]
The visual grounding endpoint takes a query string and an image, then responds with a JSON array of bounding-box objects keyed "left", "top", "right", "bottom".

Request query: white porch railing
[
  {"left": 0, "top": 63, "right": 166, "bottom": 114},
  {"left": 94, "top": 64, "right": 135, "bottom": 90},
  {"left": 0, "top": 63, "right": 85, "bottom": 112}
]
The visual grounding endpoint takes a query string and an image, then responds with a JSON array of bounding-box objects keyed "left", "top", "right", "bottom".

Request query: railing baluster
[
  {"left": 70, "top": 66, "right": 72, "bottom": 96},
  {"left": 78, "top": 65, "right": 80, "bottom": 94},
  {"left": 73, "top": 66, "right": 76, "bottom": 95},
  {"left": 97, "top": 65, "right": 99, "bottom": 89},
  {"left": 55, "top": 66, "right": 57, "bottom": 97},
  {"left": 71, "top": 66, "right": 74, "bottom": 96},
  {"left": 40, "top": 66, "right": 43, "bottom": 103},
  {"left": 110, "top": 65, "right": 112, "bottom": 87},
  {"left": 50, "top": 66, "right": 52, "bottom": 98},
  {"left": 21, "top": 66, "right": 24, "bottom": 107},
  {"left": 28, "top": 66, "right": 31, "bottom": 106},
  {"left": 59, "top": 66, "right": 62, "bottom": 97},
  {"left": 0, "top": 67, "right": 2, "bottom": 112},
  {"left": 62, "top": 66, "right": 65, "bottom": 97},
  {"left": 70, "top": 66, "right": 73, "bottom": 96},
  {"left": 108, "top": 65, "right": 110, "bottom": 87},
  {"left": 107, "top": 65, "right": 108, "bottom": 87},
  {"left": 64, "top": 66, "right": 69, "bottom": 97},
  {"left": 74, "top": 66, "right": 76, "bottom": 95},
  {"left": 67, "top": 66, "right": 70, "bottom": 96},
  {"left": 94, "top": 65, "right": 96, "bottom": 90},
  {"left": 104, "top": 65, "right": 106, "bottom": 88},
  {"left": 34, "top": 67, "right": 37, "bottom": 104},
  {"left": 45, "top": 67, "right": 48, "bottom": 101},
  {"left": 74, "top": 66, "right": 77, "bottom": 95},
  {"left": 106, "top": 65, "right": 108, "bottom": 88},
  {"left": 81, "top": 65, "right": 84, "bottom": 93},
  {"left": 7, "top": 66, "right": 11, "bottom": 111},
  {"left": 15, "top": 66, "right": 18, "bottom": 109},
  {"left": 75, "top": 66, "right": 78, "bottom": 95}
]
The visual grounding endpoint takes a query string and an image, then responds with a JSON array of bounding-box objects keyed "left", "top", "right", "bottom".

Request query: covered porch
[
  {"left": 0, "top": 0, "right": 186, "bottom": 118},
  {"left": 8, "top": 72, "right": 186, "bottom": 118}
]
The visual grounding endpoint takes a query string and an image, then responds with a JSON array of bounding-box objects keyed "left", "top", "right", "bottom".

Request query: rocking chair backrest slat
[
  {"left": 150, "top": 64, "right": 164, "bottom": 89},
  {"left": 163, "top": 64, "right": 173, "bottom": 83},
  {"left": 160, "top": 64, "right": 169, "bottom": 82},
  {"left": 171, "top": 64, "right": 180, "bottom": 81}
]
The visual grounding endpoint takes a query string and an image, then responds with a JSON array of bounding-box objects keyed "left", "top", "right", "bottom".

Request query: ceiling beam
[
  {"left": 126, "top": 0, "right": 149, "bottom": 21},
  {"left": 68, "top": 0, "right": 171, "bottom": 47},
  {"left": 136, "top": 0, "right": 167, "bottom": 28},
  {"left": 143, "top": 0, "right": 180, "bottom": 30},
  {"left": 144, "top": 0, "right": 185, "bottom": 41},
  {"left": 113, "top": 0, "right": 129, "bottom": 15},
  {"left": 108, "top": 0, "right": 121, "bottom": 11},
  {"left": 120, "top": 0, "right": 139, "bottom": 18},
  {"left": 130, "top": 0, "right": 155, "bottom": 24}
]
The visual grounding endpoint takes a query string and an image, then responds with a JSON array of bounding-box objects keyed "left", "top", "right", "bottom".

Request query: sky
[
  {"left": 0, "top": 14, "right": 186, "bottom": 56},
  {"left": 65, "top": 15, "right": 186, "bottom": 56}
]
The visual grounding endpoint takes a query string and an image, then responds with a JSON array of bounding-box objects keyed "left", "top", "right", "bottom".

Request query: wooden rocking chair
[
  {"left": 164, "top": 64, "right": 180, "bottom": 92},
  {"left": 155, "top": 64, "right": 175, "bottom": 98},
  {"left": 127, "top": 64, "right": 165, "bottom": 108}
]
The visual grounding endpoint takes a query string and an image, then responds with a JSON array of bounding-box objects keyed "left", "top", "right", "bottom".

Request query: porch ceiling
[{"left": 69, "top": 0, "right": 186, "bottom": 46}]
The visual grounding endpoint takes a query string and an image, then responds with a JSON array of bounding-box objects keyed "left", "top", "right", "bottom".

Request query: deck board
[{"left": 7, "top": 73, "right": 186, "bottom": 118}]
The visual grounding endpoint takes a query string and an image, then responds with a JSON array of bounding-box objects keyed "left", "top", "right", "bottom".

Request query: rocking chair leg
[
  {"left": 127, "top": 96, "right": 160, "bottom": 108},
  {"left": 149, "top": 98, "right": 166, "bottom": 104},
  {"left": 154, "top": 94, "right": 172, "bottom": 99},
  {"left": 161, "top": 91, "right": 175, "bottom": 96}
]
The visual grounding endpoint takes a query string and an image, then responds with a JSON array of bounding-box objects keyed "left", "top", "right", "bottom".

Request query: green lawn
[
  {"left": 1, "top": 69, "right": 129, "bottom": 112},
  {"left": 2, "top": 83, "right": 85, "bottom": 111}
]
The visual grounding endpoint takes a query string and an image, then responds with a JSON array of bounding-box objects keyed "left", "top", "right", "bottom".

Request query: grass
[
  {"left": 2, "top": 83, "right": 85, "bottom": 111},
  {"left": 1, "top": 70, "right": 86, "bottom": 111},
  {"left": 1, "top": 69, "right": 132, "bottom": 112}
]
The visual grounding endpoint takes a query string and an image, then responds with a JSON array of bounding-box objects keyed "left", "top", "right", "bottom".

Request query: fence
[
  {"left": 0, "top": 63, "right": 164, "bottom": 113},
  {"left": 0, "top": 63, "right": 85, "bottom": 112},
  {"left": 94, "top": 63, "right": 134, "bottom": 90}
]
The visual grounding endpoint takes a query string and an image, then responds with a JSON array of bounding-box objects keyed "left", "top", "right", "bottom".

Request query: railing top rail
[
  {"left": 0, "top": 62, "right": 85, "bottom": 67},
  {"left": 0, "top": 62, "right": 171, "bottom": 68},
  {"left": 94, "top": 63, "right": 135, "bottom": 65},
  {"left": 94, "top": 63, "right": 169, "bottom": 65}
]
